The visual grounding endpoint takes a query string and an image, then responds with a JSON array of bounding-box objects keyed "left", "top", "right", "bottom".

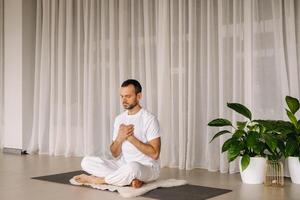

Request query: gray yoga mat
[{"left": 32, "top": 170, "right": 232, "bottom": 200}]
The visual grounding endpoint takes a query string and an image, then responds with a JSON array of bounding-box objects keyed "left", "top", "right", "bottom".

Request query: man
[{"left": 73, "top": 79, "right": 161, "bottom": 188}]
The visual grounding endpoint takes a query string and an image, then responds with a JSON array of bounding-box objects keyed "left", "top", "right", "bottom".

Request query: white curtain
[
  {"left": 28, "top": 0, "right": 300, "bottom": 172},
  {"left": 0, "top": 0, "right": 4, "bottom": 149}
]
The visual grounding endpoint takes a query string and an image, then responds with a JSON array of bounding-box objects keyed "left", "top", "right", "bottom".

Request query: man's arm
[
  {"left": 110, "top": 140, "right": 123, "bottom": 158},
  {"left": 110, "top": 124, "right": 134, "bottom": 158},
  {"left": 127, "top": 136, "right": 161, "bottom": 160}
]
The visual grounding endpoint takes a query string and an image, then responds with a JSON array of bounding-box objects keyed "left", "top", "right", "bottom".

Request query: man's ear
[{"left": 137, "top": 92, "right": 142, "bottom": 101}]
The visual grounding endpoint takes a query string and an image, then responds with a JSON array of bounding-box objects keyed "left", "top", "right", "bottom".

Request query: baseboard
[{"left": 3, "top": 147, "right": 27, "bottom": 155}]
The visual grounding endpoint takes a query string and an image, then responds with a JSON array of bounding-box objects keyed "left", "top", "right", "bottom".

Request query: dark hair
[{"left": 121, "top": 79, "right": 142, "bottom": 94}]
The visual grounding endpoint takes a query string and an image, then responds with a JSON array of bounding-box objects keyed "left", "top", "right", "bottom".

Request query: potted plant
[
  {"left": 208, "top": 103, "right": 273, "bottom": 184},
  {"left": 254, "top": 119, "right": 289, "bottom": 186},
  {"left": 284, "top": 96, "right": 300, "bottom": 184}
]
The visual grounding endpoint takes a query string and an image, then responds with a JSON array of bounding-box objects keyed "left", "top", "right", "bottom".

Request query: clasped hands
[{"left": 116, "top": 123, "right": 135, "bottom": 143}]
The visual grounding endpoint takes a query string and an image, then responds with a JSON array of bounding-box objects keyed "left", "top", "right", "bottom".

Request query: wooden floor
[{"left": 0, "top": 152, "right": 299, "bottom": 200}]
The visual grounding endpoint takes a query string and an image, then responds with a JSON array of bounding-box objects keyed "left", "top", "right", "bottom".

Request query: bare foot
[
  {"left": 73, "top": 174, "right": 105, "bottom": 185},
  {"left": 131, "top": 179, "right": 143, "bottom": 188},
  {"left": 73, "top": 174, "right": 91, "bottom": 184}
]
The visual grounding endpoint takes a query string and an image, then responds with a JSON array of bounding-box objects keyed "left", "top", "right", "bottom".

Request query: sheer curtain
[
  {"left": 28, "top": 0, "right": 300, "bottom": 172},
  {"left": 0, "top": 0, "right": 4, "bottom": 149}
]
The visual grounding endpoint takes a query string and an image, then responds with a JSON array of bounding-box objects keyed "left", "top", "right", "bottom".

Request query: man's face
[{"left": 120, "top": 85, "right": 141, "bottom": 110}]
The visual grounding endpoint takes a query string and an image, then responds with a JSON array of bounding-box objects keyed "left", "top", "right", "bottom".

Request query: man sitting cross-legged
[{"left": 73, "top": 79, "right": 161, "bottom": 188}]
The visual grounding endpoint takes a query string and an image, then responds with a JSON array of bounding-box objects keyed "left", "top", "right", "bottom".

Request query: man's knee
[
  {"left": 127, "top": 162, "right": 142, "bottom": 177},
  {"left": 81, "top": 156, "right": 93, "bottom": 171}
]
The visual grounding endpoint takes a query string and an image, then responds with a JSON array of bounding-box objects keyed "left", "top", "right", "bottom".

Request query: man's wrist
[
  {"left": 127, "top": 135, "right": 135, "bottom": 142},
  {"left": 115, "top": 138, "right": 123, "bottom": 144}
]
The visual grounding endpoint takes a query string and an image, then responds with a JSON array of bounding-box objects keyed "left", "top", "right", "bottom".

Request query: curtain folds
[
  {"left": 0, "top": 0, "right": 4, "bottom": 149},
  {"left": 28, "top": 0, "right": 300, "bottom": 172}
]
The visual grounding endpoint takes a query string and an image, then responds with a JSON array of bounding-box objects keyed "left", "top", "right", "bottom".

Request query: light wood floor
[{"left": 0, "top": 152, "right": 299, "bottom": 200}]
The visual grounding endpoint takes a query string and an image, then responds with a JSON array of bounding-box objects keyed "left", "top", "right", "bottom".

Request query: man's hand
[
  {"left": 127, "top": 135, "right": 161, "bottom": 160},
  {"left": 116, "top": 124, "right": 134, "bottom": 142},
  {"left": 110, "top": 124, "right": 134, "bottom": 158}
]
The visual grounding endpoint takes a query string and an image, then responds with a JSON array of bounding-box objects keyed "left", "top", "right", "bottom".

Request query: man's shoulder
[{"left": 141, "top": 108, "right": 158, "bottom": 122}]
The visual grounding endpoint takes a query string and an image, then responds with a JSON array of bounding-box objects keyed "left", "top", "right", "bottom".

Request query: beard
[{"left": 123, "top": 101, "right": 138, "bottom": 110}]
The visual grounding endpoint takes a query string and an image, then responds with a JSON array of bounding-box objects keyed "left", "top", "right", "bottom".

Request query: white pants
[{"left": 81, "top": 156, "right": 160, "bottom": 186}]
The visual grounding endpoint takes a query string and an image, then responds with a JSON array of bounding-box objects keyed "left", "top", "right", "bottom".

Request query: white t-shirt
[{"left": 112, "top": 108, "right": 160, "bottom": 167}]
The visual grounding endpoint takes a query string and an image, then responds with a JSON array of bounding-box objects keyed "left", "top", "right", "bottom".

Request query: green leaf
[
  {"left": 237, "top": 121, "right": 247, "bottom": 130},
  {"left": 228, "top": 145, "right": 241, "bottom": 162},
  {"left": 227, "top": 141, "right": 241, "bottom": 162},
  {"left": 246, "top": 132, "right": 259, "bottom": 148},
  {"left": 253, "top": 120, "right": 274, "bottom": 130},
  {"left": 264, "top": 132, "right": 277, "bottom": 152},
  {"left": 254, "top": 145, "right": 264, "bottom": 155},
  {"left": 278, "top": 140, "right": 285, "bottom": 153},
  {"left": 285, "top": 138, "right": 298, "bottom": 157},
  {"left": 241, "top": 154, "right": 250, "bottom": 171},
  {"left": 286, "top": 109, "right": 298, "bottom": 127},
  {"left": 210, "top": 130, "right": 231, "bottom": 143},
  {"left": 250, "top": 123, "right": 265, "bottom": 134},
  {"left": 246, "top": 132, "right": 263, "bottom": 154},
  {"left": 227, "top": 103, "right": 252, "bottom": 120},
  {"left": 297, "top": 121, "right": 300, "bottom": 131},
  {"left": 208, "top": 118, "right": 232, "bottom": 127},
  {"left": 232, "top": 130, "right": 245, "bottom": 139},
  {"left": 258, "top": 124, "right": 266, "bottom": 134},
  {"left": 286, "top": 96, "right": 300, "bottom": 114},
  {"left": 222, "top": 139, "right": 232, "bottom": 152}
]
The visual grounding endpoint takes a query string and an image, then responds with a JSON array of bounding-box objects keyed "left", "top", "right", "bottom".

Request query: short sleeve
[
  {"left": 112, "top": 119, "right": 119, "bottom": 141},
  {"left": 146, "top": 117, "right": 160, "bottom": 141}
]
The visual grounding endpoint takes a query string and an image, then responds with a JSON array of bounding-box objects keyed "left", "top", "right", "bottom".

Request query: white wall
[{"left": 3, "top": 0, "right": 36, "bottom": 151}]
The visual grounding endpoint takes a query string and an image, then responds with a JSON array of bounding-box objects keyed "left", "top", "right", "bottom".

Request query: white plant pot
[
  {"left": 288, "top": 157, "right": 300, "bottom": 184},
  {"left": 239, "top": 157, "right": 266, "bottom": 184}
]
